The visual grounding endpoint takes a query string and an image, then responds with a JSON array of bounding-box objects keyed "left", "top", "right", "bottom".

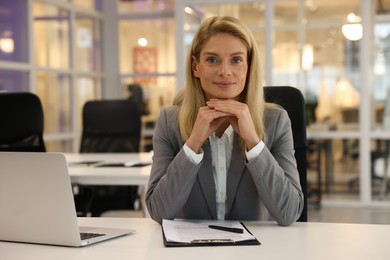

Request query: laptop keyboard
[{"left": 80, "top": 232, "right": 105, "bottom": 240}]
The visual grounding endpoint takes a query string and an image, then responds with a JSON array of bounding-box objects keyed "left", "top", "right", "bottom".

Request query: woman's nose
[{"left": 218, "top": 62, "right": 231, "bottom": 76}]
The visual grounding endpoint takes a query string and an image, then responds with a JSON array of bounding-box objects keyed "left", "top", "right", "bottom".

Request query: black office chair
[
  {"left": 75, "top": 99, "right": 142, "bottom": 217},
  {"left": 0, "top": 92, "right": 46, "bottom": 152},
  {"left": 80, "top": 99, "right": 141, "bottom": 153},
  {"left": 264, "top": 86, "right": 308, "bottom": 222}
]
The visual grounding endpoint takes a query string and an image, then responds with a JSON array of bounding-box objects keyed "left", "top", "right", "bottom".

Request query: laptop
[{"left": 0, "top": 152, "right": 134, "bottom": 247}]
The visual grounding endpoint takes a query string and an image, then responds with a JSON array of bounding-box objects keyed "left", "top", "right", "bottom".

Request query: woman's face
[{"left": 192, "top": 33, "right": 248, "bottom": 101}]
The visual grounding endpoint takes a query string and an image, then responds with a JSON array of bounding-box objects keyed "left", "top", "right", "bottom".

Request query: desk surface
[
  {"left": 66, "top": 153, "right": 152, "bottom": 186},
  {"left": 66, "top": 153, "right": 152, "bottom": 216},
  {"left": 1, "top": 218, "right": 389, "bottom": 260}
]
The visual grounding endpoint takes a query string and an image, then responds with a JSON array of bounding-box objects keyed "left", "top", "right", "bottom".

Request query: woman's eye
[
  {"left": 232, "top": 57, "right": 243, "bottom": 64},
  {"left": 206, "top": 57, "right": 219, "bottom": 64}
]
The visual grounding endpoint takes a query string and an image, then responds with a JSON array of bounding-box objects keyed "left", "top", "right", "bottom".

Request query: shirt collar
[
  {"left": 210, "top": 125, "right": 234, "bottom": 145},
  {"left": 225, "top": 125, "right": 234, "bottom": 145}
]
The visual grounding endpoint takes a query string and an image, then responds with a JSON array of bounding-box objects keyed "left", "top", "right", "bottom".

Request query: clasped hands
[{"left": 186, "top": 99, "right": 260, "bottom": 153}]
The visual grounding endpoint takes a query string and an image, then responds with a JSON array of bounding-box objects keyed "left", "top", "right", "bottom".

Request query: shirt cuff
[
  {"left": 246, "top": 140, "right": 265, "bottom": 162},
  {"left": 183, "top": 143, "right": 203, "bottom": 165}
]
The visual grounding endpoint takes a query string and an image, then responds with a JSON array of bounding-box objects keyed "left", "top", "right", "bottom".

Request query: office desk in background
[
  {"left": 65, "top": 153, "right": 152, "bottom": 216},
  {"left": 65, "top": 153, "right": 152, "bottom": 186},
  {"left": 1, "top": 218, "right": 389, "bottom": 260},
  {"left": 307, "top": 126, "right": 361, "bottom": 205},
  {"left": 307, "top": 129, "right": 352, "bottom": 193}
]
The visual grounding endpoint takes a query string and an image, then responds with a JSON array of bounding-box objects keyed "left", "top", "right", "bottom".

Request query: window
[{"left": 0, "top": 0, "right": 28, "bottom": 62}]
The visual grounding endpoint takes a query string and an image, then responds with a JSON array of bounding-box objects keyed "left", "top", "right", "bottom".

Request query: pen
[{"left": 208, "top": 225, "right": 244, "bottom": 234}]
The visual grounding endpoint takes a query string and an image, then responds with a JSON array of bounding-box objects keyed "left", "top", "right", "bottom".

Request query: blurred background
[{"left": 1, "top": 0, "right": 390, "bottom": 219}]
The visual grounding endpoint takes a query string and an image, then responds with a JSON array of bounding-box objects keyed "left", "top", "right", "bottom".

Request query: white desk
[
  {"left": 1, "top": 218, "right": 389, "bottom": 260},
  {"left": 65, "top": 153, "right": 152, "bottom": 186},
  {"left": 65, "top": 153, "right": 152, "bottom": 216}
]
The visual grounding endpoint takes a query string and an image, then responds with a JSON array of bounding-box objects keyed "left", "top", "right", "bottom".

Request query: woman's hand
[
  {"left": 186, "top": 106, "right": 230, "bottom": 153},
  {"left": 206, "top": 99, "right": 260, "bottom": 150}
]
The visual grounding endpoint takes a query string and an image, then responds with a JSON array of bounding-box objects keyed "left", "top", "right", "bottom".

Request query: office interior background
[{"left": 1, "top": 0, "right": 390, "bottom": 218}]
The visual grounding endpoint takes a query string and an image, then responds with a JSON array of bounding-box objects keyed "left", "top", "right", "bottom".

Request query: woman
[{"left": 145, "top": 16, "right": 303, "bottom": 226}]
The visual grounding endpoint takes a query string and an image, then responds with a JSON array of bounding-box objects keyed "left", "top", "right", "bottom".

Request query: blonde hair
[{"left": 177, "top": 16, "right": 268, "bottom": 152}]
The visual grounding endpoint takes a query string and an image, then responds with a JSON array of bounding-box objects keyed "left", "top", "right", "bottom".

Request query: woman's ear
[{"left": 192, "top": 56, "right": 199, "bottom": 77}]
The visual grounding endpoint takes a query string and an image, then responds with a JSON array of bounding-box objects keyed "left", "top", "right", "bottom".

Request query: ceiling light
[
  {"left": 342, "top": 23, "right": 363, "bottom": 41},
  {"left": 342, "top": 13, "right": 363, "bottom": 41},
  {"left": 302, "top": 44, "right": 314, "bottom": 71},
  {"left": 138, "top": 37, "right": 148, "bottom": 47},
  {"left": 0, "top": 37, "right": 14, "bottom": 53}
]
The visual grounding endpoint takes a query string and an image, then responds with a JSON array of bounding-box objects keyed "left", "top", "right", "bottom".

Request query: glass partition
[
  {"left": 35, "top": 72, "right": 71, "bottom": 134},
  {"left": 119, "top": 16, "right": 176, "bottom": 122},
  {"left": 121, "top": 74, "right": 176, "bottom": 152},
  {"left": 121, "top": 75, "right": 176, "bottom": 117},
  {"left": 117, "top": 0, "right": 174, "bottom": 14},
  {"left": 74, "top": 0, "right": 103, "bottom": 11},
  {"left": 33, "top": 2, "right": 70, "bottom": 69},
  {"left": 119, "top": 18, "right": 176, "bottom": 74},
  {"left": 373, "top": 21, "right": 390, "bottom": 132},
  {"left": 74, "top": 76, "right": 102, "bottom": 132},
  {"left": 273, "top": 29, "right": 299, "bottom": 87},
  {"left": 0, "top": 69, "right": 29, "bottom": 92},
  {"left": 371, "top": 138, "right": 390, "bottom": 201},
  {"left": 0, "top": 0, "right": 28, "bottom": 62},
  {"left": 307, "top": 137, "right": 360, "bottom": 202},
  {"left": 45, "top": 140, "right": 73, "bottom": 153},
  {"left": 75, "top": 16, "right": 101, "bottom": 71}
]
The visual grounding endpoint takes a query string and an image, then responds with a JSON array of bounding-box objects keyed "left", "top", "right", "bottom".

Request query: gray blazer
[{"left": 145, "top": 106, "right": 304, "bottom": 226}]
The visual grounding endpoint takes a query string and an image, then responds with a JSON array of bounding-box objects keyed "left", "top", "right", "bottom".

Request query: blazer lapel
[
  {"left": 226, "top": 135, "right": 246, "bottom": 213},
  {"left": 197, "top": 143, "right": 217, "bottom": 219}
]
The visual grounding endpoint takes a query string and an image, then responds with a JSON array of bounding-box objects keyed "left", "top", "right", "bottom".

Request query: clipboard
[{"left": 161, "top": 219, "right": 260, "bottom": 247}]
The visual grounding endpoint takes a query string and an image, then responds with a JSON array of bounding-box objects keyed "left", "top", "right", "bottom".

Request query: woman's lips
[{"left": 215, "top": 82, "right": 234, "bottom": 88}]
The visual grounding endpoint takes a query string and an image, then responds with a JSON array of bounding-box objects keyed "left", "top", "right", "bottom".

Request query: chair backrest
[
  {"left": 0, "top": 92, "right": 46, "bottom": 152},
  {"left": 264, "top": 86, "right": 308, "bottom": 222},
  {"left": 80, "top": 99, "right": 141, "bottom": 153}
]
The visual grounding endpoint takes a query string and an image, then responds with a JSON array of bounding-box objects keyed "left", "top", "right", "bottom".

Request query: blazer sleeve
[
  {"left": 246, "top": 108, "right": 304, "bottom": 226},
  {"left": 145, "top": 107, "right": 201, "bottom": 224}
]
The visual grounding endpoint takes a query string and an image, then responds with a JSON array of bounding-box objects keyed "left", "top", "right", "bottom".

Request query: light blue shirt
[{"left": 183, "top": 125, "right": 265, "bottom": 220}]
